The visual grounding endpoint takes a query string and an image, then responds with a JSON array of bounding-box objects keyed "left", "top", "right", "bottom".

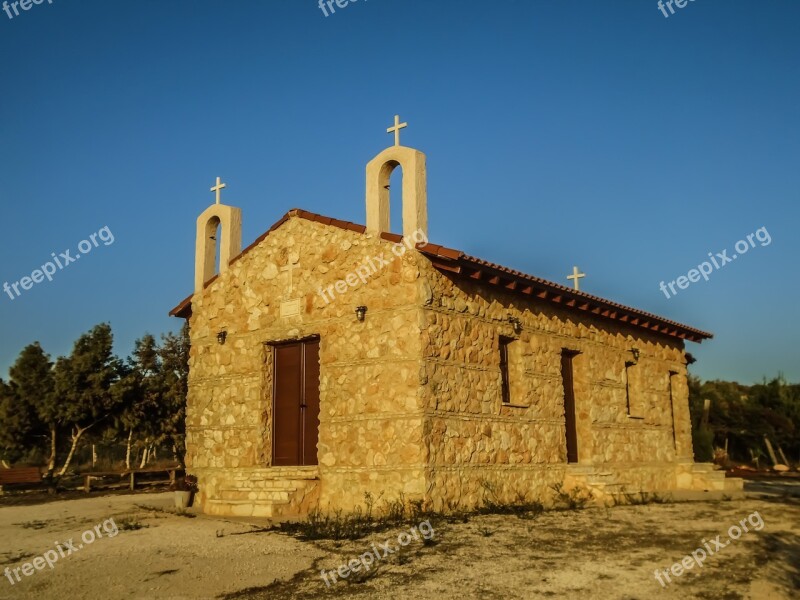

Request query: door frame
[
  {"left": 269, "top": 336, "right": 321, "bottom": 467},
  {"left": 561, "top": 349, "right": 581, "bottom": 464}
]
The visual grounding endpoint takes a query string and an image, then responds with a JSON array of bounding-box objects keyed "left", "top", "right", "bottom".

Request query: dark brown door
[
  {"left": 272, "top": 339, "right": 320, "bottom": 466},
  {"left": 561, "top": 351, "right": 579, "bottom": 464}
]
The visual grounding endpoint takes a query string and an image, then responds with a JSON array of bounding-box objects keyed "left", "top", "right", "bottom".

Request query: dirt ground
[{"left": 0, "top": 482, "right": 798, "bottom": 600}]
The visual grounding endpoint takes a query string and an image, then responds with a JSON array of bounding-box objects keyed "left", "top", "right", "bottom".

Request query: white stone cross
[
  {"left": 567, "top": 266, "right": 586, "bottom": 291},
  {"left": 280, "top": 262, "right": 299, "bottom": 295},
  {"left": 210, "top": 176, "right": 226, "bottom": 204},
  {"left": 386, "top": 115, "right": 408, "bottom": 146}
]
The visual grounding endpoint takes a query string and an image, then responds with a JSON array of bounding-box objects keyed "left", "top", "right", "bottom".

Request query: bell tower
[
  {"left": 365, "top": 115, "right": 428, "bottom": 240},
  {"left": 195, "top": 177, "right": 242, "bottom": 293}
]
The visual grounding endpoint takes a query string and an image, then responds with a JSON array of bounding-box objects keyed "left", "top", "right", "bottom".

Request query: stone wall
[
  {"left": 185, "top": 216, "right": 427, "bottom": 515},
  {"left": 184, "top": 212, "right": 706, "bottom": 517},
  {"left": 415, "top": 256, "right": 696, "bottom": 509}
]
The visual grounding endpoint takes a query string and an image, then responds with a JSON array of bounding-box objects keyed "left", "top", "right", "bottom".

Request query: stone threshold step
[
  {"left": 234, "top": 470, "right": 319, "bottom": 480},
  {"left": 206, "top": 499, "right": 291, "bottom": 507},
  {"left": 691, "top": 463, "right": 722, "bottom": 472},
  {"left": 219, "top": 486, "right": 299, "bottom": 493},
  {"left": 218, "top": 492, "right": 294, "bottom": 502},
  {"left": 221, "top": 481, "right": 302, "bottom": 488}
]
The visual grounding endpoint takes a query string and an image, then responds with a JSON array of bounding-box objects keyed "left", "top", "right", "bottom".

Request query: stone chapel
[{"left": 169, "top": 118, "right": 742, "bottom": 518}]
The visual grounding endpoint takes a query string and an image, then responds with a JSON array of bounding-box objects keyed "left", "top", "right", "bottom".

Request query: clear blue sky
[{"left": 1, "top": 0, "right": 797, "bottom": 384}]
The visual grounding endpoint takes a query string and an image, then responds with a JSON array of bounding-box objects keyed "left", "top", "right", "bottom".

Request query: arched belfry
[
  {"left": 366, "top": 115, "right": 428, "bottom": 240},
  {"left": 195, "top": 177, "right": 242, "bottom": 293}
]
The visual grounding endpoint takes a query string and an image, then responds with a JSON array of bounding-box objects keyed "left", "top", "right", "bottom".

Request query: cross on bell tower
[
  {"left": 195, "top": 177, "right": 241, "bottom": 293},
  {"left": 386, "top": 115, "right": 408, "bottom": 147},
  {"left": 366, "top": 115, "right": 427, "bottom": 240},
  {"left": 210, "top": 177, "right": 227, "bottom": 205}
]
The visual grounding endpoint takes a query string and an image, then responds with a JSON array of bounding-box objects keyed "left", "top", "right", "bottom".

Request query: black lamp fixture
[
  {"left": 630, "top": 347, "right": 640, "bottom": 363},
  {"left": 217, "top": 331, "right": 227, "bottom": 345},
  {"left": 508, "top": 316, "right": 522, "bottom": 334},
  {"left": 355, "top": 306, "right": 368, "bottom": 322}
]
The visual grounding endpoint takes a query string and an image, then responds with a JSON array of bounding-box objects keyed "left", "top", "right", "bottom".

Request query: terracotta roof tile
[
  {"left": 344, "top": 222, "right": 366, "bottom": 233},
  {"left": 379, "top": 231, "right": 404, "bottom": 243}
]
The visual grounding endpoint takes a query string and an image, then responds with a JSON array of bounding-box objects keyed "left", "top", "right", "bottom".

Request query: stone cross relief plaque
[
  {"left": 277, "top": 259, "right": 302, "bottom": 318},
  {"left": 280, "top": 298, "right": 302, "bottom": 318}
]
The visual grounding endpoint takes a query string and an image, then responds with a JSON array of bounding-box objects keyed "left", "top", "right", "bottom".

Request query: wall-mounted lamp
[
  {"left": 217, "top": 331, "right": 227, "bottom": 345},
  {"left": 355, "top": 306, "right": 368, "bottom": 322},
  {"left": 685, "top": 352, "right": 696, "bottom": 365},
  {"left": 630, "top": 347, "right": 640, "bottom": 363},
  {"left": 508, "top": 316, "right": 522, "bottom": 334}
]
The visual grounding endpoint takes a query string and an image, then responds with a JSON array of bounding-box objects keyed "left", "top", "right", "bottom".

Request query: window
[
  {"left": 668, "top": 371, "right": 678, "bottom": 449},
  {"left": 625, "top": 362, "right": 632, "bottom": 415},
  {"left": 625, "top": 361, "right": 643, "bottom": 419},
  {"left": 499, "top": 336, "right": 512, "bottom": 404},
  {"left": 500, "top": 336, "right": 528, "bottom": 407}
]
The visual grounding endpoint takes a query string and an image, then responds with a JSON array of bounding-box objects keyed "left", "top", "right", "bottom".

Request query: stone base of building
[
  {"left": 194, "top": 466, "right": 320, "bottom": 518},
  {"left": 191, "top": 461, "right": 744, "bottom": 518},
  {"left": 564, "top": 460, "right": 744, "bottom": 502}
]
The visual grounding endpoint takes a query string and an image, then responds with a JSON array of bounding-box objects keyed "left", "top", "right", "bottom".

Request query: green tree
[
  {"left": 158, "top": 323, "right": 189, "bottom": 466},
  {"left": 689, "top": 374, "right": 800, "bottom": 465},
  {"left": 1, "top": 324, "right": 189, "bottom": 475},
  {"left": 113, "top": 334, "right": 164, "bottom": 469},
  {"left": 748, "top": 376, "right": 799, "bottom": 461},
  {"left": 110, "top": 326, "right": 189, "bottom": 469},
  {"left": 7, "top": 343, "right": 55, "bottom": 472},
  {"left": 53, "top": 324, "right": 123, "bottom": 477},
  {"left": 0, "top": 379, "right": 34, "bottom": 464}
]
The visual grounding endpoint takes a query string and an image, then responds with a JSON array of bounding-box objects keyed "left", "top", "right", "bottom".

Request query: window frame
[{"left": 499, "top": 335, "right": 513, "bottom": 405}]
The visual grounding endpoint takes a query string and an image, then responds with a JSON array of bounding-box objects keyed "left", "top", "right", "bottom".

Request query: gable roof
[{"left": 169, "top": 208, "right": 712, "bottom": 343}]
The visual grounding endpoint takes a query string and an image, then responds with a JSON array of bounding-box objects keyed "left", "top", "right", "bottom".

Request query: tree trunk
[
  {"left": 57, "top": 426, "right": 88, "bottom": 477},
  {"left": 46, "top": 426, "right": 57, "bottom": 476},
  {"left": 173, "top": 438, "right": 186, "bottom": 469},
  {"left": 139, "top": 440, "right": 150, "bottom": 469},
  {"left": 764, "top": 436, "right": 779, "bottom": 466},
  {"left": 92, "top": 444, "right": 98, "bottom": 468},
  {"left": 125, "top": 430, "right": 133, "bottom": 470}
]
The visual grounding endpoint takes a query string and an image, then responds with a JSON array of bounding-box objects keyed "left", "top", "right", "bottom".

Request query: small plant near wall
[{"left": 174, "top": 475, "right": 198, "bottom": 510}]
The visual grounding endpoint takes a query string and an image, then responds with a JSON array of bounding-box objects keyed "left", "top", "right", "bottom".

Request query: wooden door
[
  {"left": 561, "top": 351, "right": 579, "bottom": 464},
  {"left": 272, "top": 339, "right": 320, "bottom": 466}
]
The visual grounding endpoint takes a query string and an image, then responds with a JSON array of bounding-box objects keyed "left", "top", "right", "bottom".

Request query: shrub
[
  {"left": 278, "top": 492, "right": 423, "bottom": 541},
  {"left": 117, "top": 516, "right": 147, "bottom": 531},
  {"left": 550, "top": 483, "right": 593, "bottom": 510},
  {"left": 478, "top": 481, "right": 545, "bottom": 519},
  {"left": 692, "top": 427, "right": 715, "bottom": 462}
]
